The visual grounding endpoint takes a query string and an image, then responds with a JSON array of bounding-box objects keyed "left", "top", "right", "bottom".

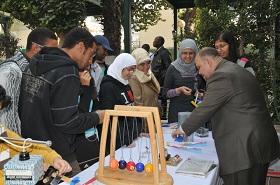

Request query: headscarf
[
  {"left": 131, "top": 48, "right": 152, "bottom": 83},
  {"left": 107, "top": 53, "right": 136, "bottom": 85},
  {"left": 131, "top": 48, "right": 151, "bottom": 65},
  {"left": 171, "top": 38, "right": 198, "bottom": 77}
]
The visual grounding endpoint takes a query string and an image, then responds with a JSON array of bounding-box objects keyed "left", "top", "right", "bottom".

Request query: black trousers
[
  {"left": 74, "top": 134, "right": 100, "bottom": 170},
  {"left": 221, "top": 163, "right": 269, "bottom": 185}
]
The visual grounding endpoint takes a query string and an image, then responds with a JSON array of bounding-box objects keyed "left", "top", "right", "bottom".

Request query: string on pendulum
[
  {"left": 124, "top": 116, "right": 136, "bottom": 171},
  {"left": 145, "top": 135, "right": 151, "bottom": 162},
  {"left": 143, "top": 117, "right": 153, "bottom": 173},
  {"left": 136, "top": 121, "right": 141, "bottom": 162},
  {"left": 142, "top": 117, "right": 146, "bottom": 134},
  {"left": 118, "top": 119, "right": 125, "bottom": 159},
  {"left": 135, "top": 117, "right": 145, "bottom": 172},
  {"left": 140, "top": 117, "right": 149, "bottom": 138},
  {"left": 116, "top": 118, "right": 127, "bottom": 170},
  {"left": 143, "top": 118, "right": 151, "bottom": 161},
  {"left": 124, "top": 117, "right": 135, "bottom": 159},
  {"left": 134, "top": 117, "right": 141, "bottom": 160},
  {"left": 110, "top": 118, "right": 120, "bottom": 169}
]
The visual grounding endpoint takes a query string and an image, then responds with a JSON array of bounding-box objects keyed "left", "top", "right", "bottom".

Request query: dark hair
[
  {"left": 141, "top": 44, "right": 150, "bottom": 52},
  {"left": 215, "top": 31, "right": 239, "bottom": 63},
  {"left": 26, "top": 28, "right": 57, "bottom": 51},
  {"left": 157, "top": 36, "right": 165, "bottom": 46},
  {"left": 0, "top": 85, "right": 11, "bottom": 110},
  {"left": 62, "top": 27, "right": 96, "bottom": 49},
  {"left": 198, "top": 47, "right": 219, "bottom": 58}
]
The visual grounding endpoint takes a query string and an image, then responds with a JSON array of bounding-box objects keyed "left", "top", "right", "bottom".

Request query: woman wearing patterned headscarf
[{"left": 163, "top": 38, "right": 204, "bottom": 123}]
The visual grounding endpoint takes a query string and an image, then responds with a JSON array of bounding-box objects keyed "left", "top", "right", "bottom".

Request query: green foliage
[
  {"left": 0, "top": 33, "right": 19, "bottom": 59},
  {"left": 101, "top": 0, "right": 169, "bottom": 54},
  {"left": 271, "top": 59, "right": 280, "bottom": 122},
  {"left": 194, "top": 1, "right": 236, "bottom": 47},
  {"left": 1, "top": 0, "right": 87, "bottom": 34},
  {"left": 177, "top": 9, "right": 196, "bottom": 40},
  {"left": 132, "top": 0, "right": 169, "bottom": 31},
  {"left": 0, "top": 13, "right": 19, "bottom": 59},
  {"left": 0, "top": 0, "right": 169, "bottom": 54},
  {"left": 193, "top": 0, "right": 280, "bottom": 122}
]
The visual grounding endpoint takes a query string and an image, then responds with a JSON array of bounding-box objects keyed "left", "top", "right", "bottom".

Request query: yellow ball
[
  {"left": 144, "top": 163, "right": 153, "bottom": 173},
  {"left": 110, "top": 159, "right": 119, "bottom": 169}
]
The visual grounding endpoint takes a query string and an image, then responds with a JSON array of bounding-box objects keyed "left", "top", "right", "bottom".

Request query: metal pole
[
  {"left": 123, "top": 0, "right": 132, "bottom": 53},
  {"left": 173, "top": 8, "right": 178, "bottom": 59}
]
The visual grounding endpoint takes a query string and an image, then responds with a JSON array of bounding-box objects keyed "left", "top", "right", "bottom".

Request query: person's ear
[
  {"left": 77, "top": 42, "right": 85, "bottom": 53},
  {"left": 205, "top": 57, "right": 212, "bottom": 67},
  {"left": 31, "top": 43, "right": 40, "bottom": 53}
]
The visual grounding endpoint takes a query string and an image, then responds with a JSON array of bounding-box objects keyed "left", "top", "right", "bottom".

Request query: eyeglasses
[
  {"left": 215, "top": 43, "right": 228, "bottom": 50},
  {"left": 140, "top": 60, "right": 151, "bottom": 66},
  {"left": 32, "top": 42, "right": 44, "bottom": 48},
  {"left": 125, "top": 66, "right": 136, "bottom": 72}
]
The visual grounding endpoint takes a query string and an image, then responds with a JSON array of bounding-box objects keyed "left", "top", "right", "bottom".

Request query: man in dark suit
[
  {"left": 173, "top": 47, "right": 280, "bottom": 185},
  {"left": 151, "top": 36, "right": 172, "bottom": 119}
]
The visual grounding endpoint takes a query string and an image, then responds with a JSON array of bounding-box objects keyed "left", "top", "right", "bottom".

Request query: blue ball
[
  {"left": 136, "top": 162, "right": 145, "bottom": 172},
  {"left": 119, "top": 160, "right": 127, "bottom": 170},
  {"left": 175, "top": 135, "right": 184, "bottom": 142}
]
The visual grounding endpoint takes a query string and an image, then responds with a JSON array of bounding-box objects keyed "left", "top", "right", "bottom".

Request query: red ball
[{"left": 126, "top": 161, "right": 136, "bottom": 171}]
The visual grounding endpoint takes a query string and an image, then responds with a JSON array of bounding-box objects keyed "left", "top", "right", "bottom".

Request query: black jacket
[
  {"left": 98, "top": 75, "right": 139, "bottom": 153},
  {"left": 163, "top": 65, "right": 206, "bottom": 122},
  {"left": 19, "top": 47, "right": 100, "bottom": 162},
  {"left": 151, "top": 46, "right": 172, "bottom": 86},
  {"left": 99, "top": 75, "right": 134, "bottom": 109}
]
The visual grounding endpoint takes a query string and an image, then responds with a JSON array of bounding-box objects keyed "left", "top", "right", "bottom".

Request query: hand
[
  {"left": 52, "top": 157, "right": 72, "bottom": 176},
  {"left": 195, "top": 90, "right": 204, "bottom": 99},
  {"left": 95, "top": 110, "right": 105, "bottom": 123},
  {"left": 171, "top": 129, "right": 186, "bottom": 139},
  {"left": 79, "top": 70, "right": 91, "bottom": 86},
  {"left": 176, "top": 86, "right": 192, "bottom": 96}
]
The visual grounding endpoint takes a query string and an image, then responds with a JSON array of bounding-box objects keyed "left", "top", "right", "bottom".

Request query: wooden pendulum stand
[{"left": 96, "top": 105, "right": 173, "bottom": 185}]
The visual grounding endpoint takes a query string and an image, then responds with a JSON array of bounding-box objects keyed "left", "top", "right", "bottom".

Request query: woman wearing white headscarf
[
  {"left": 163, "top": 39, "right": 205, "bottom": 123},
  {"left": 98, "top": 53, "right": 137, "bottom": 152},
  {"left": 99, "top": 53, "right": 136, "bottom": 109},
  {"left": 129, "top": 48, "right": 160, "bottom": 108}
]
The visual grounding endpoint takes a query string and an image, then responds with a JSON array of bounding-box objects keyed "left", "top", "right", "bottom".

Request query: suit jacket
[
  {"left": 181, "top": 60, "right": 280, "bottom": 175},
  {"left": 151, "top": 46, "right": 172, "bottom": 86}
]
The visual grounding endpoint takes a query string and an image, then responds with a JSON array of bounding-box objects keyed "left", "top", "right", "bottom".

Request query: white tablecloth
[{"left": 61, "top": 128, "right": 222, "bottom": 185}]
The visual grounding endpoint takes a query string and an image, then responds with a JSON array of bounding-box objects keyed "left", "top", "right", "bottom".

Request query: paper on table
[
  {"left": 176, "top": 158, "right": 215, "bottom": 178},
  {"left": 166, "top": 141, "right": 207, "bottom": 147}
]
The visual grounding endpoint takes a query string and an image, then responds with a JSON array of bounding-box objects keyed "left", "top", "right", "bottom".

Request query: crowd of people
[{"left": 0, "top": 27, "right": 279, "bottom": 185}]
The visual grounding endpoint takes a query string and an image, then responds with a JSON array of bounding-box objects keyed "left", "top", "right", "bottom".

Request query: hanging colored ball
[
  {"left": 119, "top": 160, "right": 127, "bottom": 170},
  {"left": 110, "top": 159, "right": 119, "bottom": 169},
  {"left": 135, "top": 162, "right": 145, "bottom": 172},
  {"left": 126, "top": 161, "right": 136, "bottom": 171},
  {"left": 175, "top": 135, "right": 184, "bottom": 142},
  {"left": 145, "top": 163, "right": 153, "bottom": 173}
]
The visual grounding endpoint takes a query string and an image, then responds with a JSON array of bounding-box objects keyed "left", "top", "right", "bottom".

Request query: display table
[{"left": 60, "top": 128, "right": 222, "bottom": 185}]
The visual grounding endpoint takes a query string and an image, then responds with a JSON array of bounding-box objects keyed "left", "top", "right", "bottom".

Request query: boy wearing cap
[{"left": 91, "top": 35, "right": 113, "bottom": 95}]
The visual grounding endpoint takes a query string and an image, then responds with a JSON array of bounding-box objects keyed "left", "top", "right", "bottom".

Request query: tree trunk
[
  {"left": 275, "top": 15, "right": 280, "bottom": 60},
  {"left": 103, "top": 0, "right": 121, "bottom": 55},
  {"left": 183, "top": 8, "right": 196, "bottom": 39}
]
